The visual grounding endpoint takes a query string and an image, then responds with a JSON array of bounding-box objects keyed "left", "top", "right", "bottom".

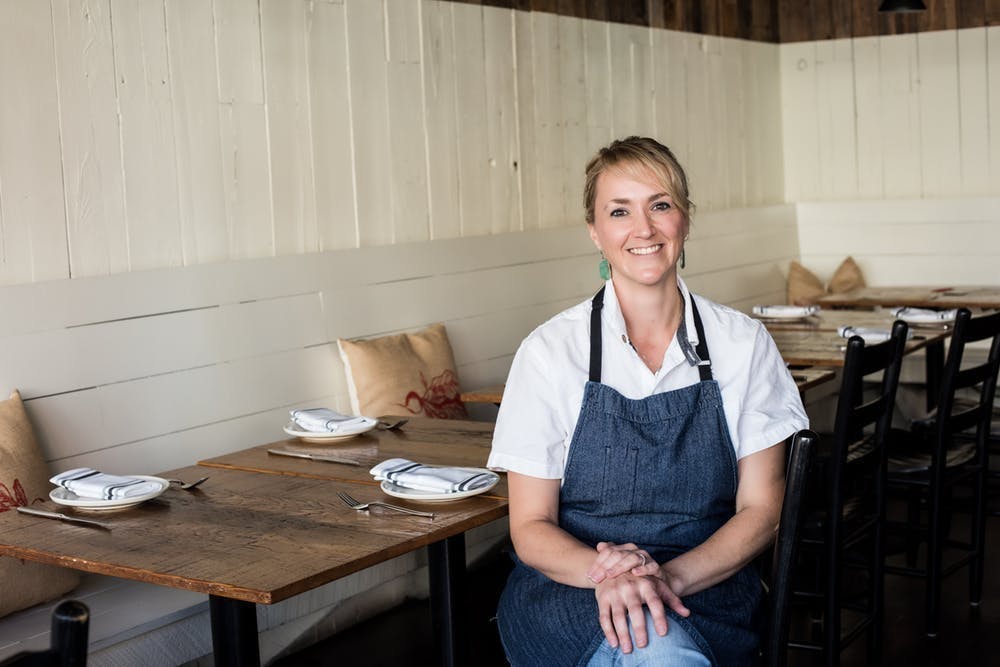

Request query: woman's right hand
[{"left": 586, "top": 541, "right": 659, "bottom": 584}]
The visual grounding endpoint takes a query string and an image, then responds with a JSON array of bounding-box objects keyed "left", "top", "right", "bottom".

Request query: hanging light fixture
[{"left": 878, "top": 0, "right": 927, "bottom": 12}]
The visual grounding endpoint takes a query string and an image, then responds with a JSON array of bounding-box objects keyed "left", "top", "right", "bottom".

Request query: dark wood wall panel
[{"left": 470, "top": 0, "right": 994, "bottom": 41}]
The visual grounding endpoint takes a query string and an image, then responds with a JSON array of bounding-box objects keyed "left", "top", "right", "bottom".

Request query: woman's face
[{"left": 589, "top": 166, "right": 688, "bottom": 290}]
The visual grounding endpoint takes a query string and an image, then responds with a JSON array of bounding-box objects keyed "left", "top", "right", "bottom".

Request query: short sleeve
[
  {"left": 732, "top": 326, "right": 810, "bottom": 459},
  {"left": 487, "top": 336, "right": 568, "bottom": 479}
]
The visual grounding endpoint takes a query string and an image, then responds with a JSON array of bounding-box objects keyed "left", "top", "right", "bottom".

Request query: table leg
[
  {"left": 925, "top": 340, "right": 945, "bottom": 412},
  {"left": 209, "top": 595, "right": 261, "bottom": 667},
  {"left": 428, "top": 534, "right": 467, "bottom": 667}
]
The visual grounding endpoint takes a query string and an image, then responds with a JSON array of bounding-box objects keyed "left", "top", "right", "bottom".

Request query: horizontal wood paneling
[
  {"left": 795, "top": 197, "right": 1000, "bottom": 286},
  {"left": 464, "top": 0, "right": 998, "bottom": 42},
  {"left": 2, "top": 208, "right": 789, "bottom": 472}
]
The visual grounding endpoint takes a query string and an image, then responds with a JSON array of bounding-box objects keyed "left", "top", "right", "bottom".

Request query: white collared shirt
[{"left": 487, "top": 278, "right": 809, "bottom": 479}]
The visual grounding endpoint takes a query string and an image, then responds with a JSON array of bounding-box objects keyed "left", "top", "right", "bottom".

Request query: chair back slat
[{"left": 764, "top": 429, "right": 818, "bottom": 667}]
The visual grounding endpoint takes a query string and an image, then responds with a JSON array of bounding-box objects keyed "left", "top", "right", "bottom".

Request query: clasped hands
[{"left": 586, "top": 541, "right": 690, "bottom": 654}]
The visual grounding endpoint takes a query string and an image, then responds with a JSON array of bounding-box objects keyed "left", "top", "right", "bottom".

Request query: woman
[{"left": 488, "top": 137, "right": 808, "bottom": 666}]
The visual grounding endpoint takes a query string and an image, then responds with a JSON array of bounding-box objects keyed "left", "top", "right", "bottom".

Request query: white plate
[
  {"left": 49, "top": 476, "right": 169, "bottom": 511},
  {"left": 283, "top": 420, "right": 376, "bottom": 443},
  {"left": 380, "top": 469, "right": 500, "bottom": 503},
  {"left": 752, "top": 305, "right": 820, "bottom": 320}
]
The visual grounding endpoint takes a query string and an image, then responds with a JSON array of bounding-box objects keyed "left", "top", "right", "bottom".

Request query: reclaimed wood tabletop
[{"left": 817, "top": 285, "right": 1000, "bottom": 310}]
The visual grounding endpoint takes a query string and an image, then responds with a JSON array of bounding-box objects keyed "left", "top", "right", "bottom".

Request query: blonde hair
[{"left": 583, "top": 136, "right": 693, "bottom": 225}]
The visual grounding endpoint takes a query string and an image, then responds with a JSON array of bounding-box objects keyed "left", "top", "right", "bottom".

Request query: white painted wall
[
  {"left": 0, "top": 0, "right": 784, "bottom": 287},
  {"left": 781, "top": 27, "right": 1000, "bottom": 203}
]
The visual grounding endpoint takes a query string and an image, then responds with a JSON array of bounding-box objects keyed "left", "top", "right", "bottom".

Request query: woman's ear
[{"left": 588, "top": 223, "right": 601, "bottom": 250}]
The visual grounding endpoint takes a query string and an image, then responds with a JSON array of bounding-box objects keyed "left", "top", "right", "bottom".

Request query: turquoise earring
[{"left": 598, "top": 255, "right": 611, "bottom": 280}]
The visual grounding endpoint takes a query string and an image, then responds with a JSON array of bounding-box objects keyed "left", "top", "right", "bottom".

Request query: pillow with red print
[
  {"left": 0, "top": 390, "right": 79, "bottom": 618},
  {"left": 337, "top": 324, "right": 468, "bottom": 420}
]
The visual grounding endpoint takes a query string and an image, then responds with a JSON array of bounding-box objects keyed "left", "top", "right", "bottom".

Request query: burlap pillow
[
  {"left": 337, "top": 323, "right": 468, "bottom": 419},
  {"left": 787, "top": 261, "right": 826, "bottom": 306},
  {"left": 828, "top": 256, "right": 866, "bottom": 294},
  {"left": 0, "top": 391, "right": 80, "bottom": 618}
]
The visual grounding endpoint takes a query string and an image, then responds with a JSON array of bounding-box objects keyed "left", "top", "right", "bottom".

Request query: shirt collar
[{"left": 601, "top": 277, "right": 702, "bottom": 367}]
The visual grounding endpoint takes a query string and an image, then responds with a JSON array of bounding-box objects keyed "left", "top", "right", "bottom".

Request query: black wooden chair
[
  {"left": 0, "top": 600, "right": 89, "bottom": 667},
  {"left": 788, "top": 321, "right": 908, "bottom": 666},
  {"left": 761, "top": 429, "right": 818, "bottom": 667},
  {"left": 885, "top": 308, "right": 1000, "bottom": 637}
]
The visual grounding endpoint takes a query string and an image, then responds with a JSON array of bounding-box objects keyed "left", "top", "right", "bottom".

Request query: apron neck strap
[
  {"left": 589, "top": 287, "right": 605, "bottom": 383},
  {"left": 588, "top": 286, "right": 713, "bottom": 383},
  {"left": 690, "top": 297, "right": 714, "bottom": 381}
]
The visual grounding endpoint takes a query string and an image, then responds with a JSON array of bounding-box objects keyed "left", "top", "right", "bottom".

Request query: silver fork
[
  {"left": 336, "top": 491, "right": 434, "bottom": 518},
  {"left": 167, "top": 476, "right": 209, "bottom": 490}
]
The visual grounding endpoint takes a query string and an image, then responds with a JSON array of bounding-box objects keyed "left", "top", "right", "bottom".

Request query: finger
[
  {"left": 628, "top": 601, "right": 648, "bottom": 649},
  {"left": 656, "top": 580, "right": 691, "bottom": 617},
  {"left": 629, "top": 550, "right": 658, "bottom": 576},
  {"left": 598, "top": 607, "right": 618, "bottom": 648},
  {"left": 612, "top": 607, "right": 632, "bottom": 654},
  {"left": 643, "top": 593, "right": 669, "bottom": 637}
]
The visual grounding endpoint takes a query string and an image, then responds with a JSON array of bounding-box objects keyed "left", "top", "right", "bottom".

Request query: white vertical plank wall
[
  {"left": 782, "top": 26, "right": 999, "bottom": 202},
  {"left": 0, "top": 0, "right": 797, "bottom": 287}
]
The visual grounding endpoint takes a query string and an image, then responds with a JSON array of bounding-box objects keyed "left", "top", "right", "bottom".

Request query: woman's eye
[
  {"left": 652, "top": 201, "right": 672, "bottom": 211},
  {"left": 609, "top": 208, "right": 627, "bottom": 217}
]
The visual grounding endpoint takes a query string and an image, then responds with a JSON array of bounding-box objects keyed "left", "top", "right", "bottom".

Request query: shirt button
[{"left": 621, "top": 334, "right": 628, "bottom": 344}]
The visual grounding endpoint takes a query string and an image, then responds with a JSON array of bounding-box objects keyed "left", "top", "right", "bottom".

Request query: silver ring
[{"left": 638, "top": 552, "right": 647, "bottom": 568}]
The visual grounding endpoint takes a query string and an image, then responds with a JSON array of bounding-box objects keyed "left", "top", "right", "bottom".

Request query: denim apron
[{"left": 497, "top": 287, "right": 761, "bottom": 666}]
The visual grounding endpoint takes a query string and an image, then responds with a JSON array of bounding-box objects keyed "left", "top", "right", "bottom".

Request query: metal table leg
[
  {"left": 209, "top": 595, "right": 261, "bottom": 667},
  {"left": 428, "top": 534, "right": 467, "bottom": 667}
]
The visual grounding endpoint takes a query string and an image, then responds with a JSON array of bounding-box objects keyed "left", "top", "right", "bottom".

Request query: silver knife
[
  {"left": 17, "top": 506, "right": 112, "bottom": 530},
  {"left": 267, "top": 448, "right": 361, "bottom": 466}
]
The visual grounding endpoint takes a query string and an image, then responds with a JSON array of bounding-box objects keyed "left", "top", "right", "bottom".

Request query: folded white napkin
[
  {"left": 370, "top": 458, "right": 498, "bottom": 493},
  {"left": 838, "top": 326, "right": 912, "bottom": 344},
  {"left": 290, "top": 408, "right": 376, "bottom": 433},
  {"left": 752, "top": 305, "right": 820, "bottom": 318},
  {"left": 889, "top": 307, "right": 958, "bottom": 324},
  {"left": 50, "top": 468, "right": 162, "bottom": 500}
]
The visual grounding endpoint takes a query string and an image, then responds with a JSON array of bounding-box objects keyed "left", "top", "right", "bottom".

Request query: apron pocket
[{"left": 600, "top": 445, "right": 639, "bottom": 515}]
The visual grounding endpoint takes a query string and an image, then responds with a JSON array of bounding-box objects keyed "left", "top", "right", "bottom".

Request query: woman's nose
[{"left": 632, "top": 212, "right": 654, "bottom": 237}]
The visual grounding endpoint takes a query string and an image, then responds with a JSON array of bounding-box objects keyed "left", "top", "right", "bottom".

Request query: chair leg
[
  {"left": 926, "top": 489, "right": 945, "bottom": 637},
  {"left": 825, "top": 551, "right": 841, "bottom": 667},
  {"left": 906, "top": 489, "right": 921, "bottom": 567},
  {"left": 869, "top": 527, "right": 886, "bottom": 665},
  {"left": 971, "top": 467, "right": 988, "bottom": 605}
]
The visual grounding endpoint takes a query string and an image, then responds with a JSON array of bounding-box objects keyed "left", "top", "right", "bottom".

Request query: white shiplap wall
[
  {"left": 0, "top": 0, "right": 783, "bottom": 287},
  {"left": 781, "top": 27, "right": 1000, "bottom": 202}
]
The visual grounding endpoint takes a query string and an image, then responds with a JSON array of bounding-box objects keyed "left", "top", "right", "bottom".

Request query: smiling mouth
[{"left": 628, "top": 244, "right": 663, "bottom": 256}]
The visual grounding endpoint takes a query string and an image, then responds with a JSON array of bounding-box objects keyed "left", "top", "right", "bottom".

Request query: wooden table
[
  {"left": 460, "top": 384, "right": 504, "bottom": 405},
  {"left": 199, "top": 417, "right": 505, "bottom": 497},
  {"left": 817, "top": 285, "right": 1000, "bottom": 310},
  {"left": 198, "top": 417, "right": 502, "bottom": 665},
  {"left": 0, "top": 457, "right": 506, "bottom": 665},
  {"left": 759, "top": 308, "right": 951, "bottom": 409}
]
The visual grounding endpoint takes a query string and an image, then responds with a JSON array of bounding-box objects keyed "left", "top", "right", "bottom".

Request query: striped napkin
[
  {"left": 370, "top": 458, "right": 498, "bottom": 493},
  {"left": 290, "top": 408, "right": 376, "bottom": 433},
  {"left": 50, "top": 468, "right": 162, "bottom": 500},
  {"left": 837, "top": 326, "right": 912, "bottom": 344},
  {"left": 889, "top": 307, "right": 958, "bottom": 324}
]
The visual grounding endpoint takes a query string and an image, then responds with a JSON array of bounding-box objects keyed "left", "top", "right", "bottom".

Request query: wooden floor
[{"left": 277, "top": 515, "right": 1000, "bottom": 666}]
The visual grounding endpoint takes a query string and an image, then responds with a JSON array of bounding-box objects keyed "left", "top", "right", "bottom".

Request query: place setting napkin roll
[
  {"left": 290, "top": 408, "right": 376, "bottom": 433},
  {"left": 50, "top": 468, "right": 162, "bottom": 500},
  {"left": 370, "top": 458, "right": 497, "bottom": 493}
]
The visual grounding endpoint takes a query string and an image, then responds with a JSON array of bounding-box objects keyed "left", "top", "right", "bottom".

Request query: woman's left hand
[
  {"left": 587, "top": 541, "right": 660, "bottom": 584},
  {"left": 593, "top": 569, "right": 690, "bottom": 654}
]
